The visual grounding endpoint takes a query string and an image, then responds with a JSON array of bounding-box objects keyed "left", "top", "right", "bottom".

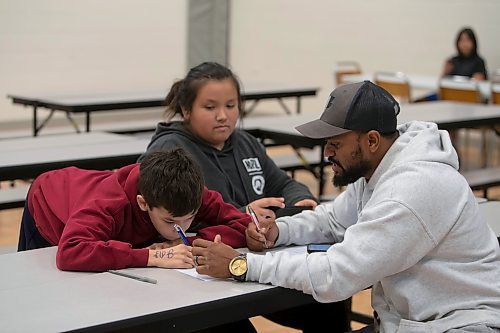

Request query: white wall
[
  {"left": 0, "top": 0, "right": 186, "bottom": 122},
  {"left": 230, "top": 0, "right": 500, "bottom": 113},
  {"left": 1, "top": 0, "right": 499, "bottom": 125}
]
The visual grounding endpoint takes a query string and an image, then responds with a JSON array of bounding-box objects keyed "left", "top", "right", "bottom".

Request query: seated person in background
[
  {"left": 443, "top": 27, "right": 488, "bottom": 80},
  {"left": 139, "top": 62, "right": 348, "bottom": 333},
  {"left": 193, "top": 81, "right": 500, "bottom": 332},
  {"left": 139, "top": 61, "right": 318, "bottom": 224},
  {"left": 18, "top": 149, "right": 251, "bottom": 272},
  {"left": 416, "top": 27, "right": 488, "bottom": 102}
]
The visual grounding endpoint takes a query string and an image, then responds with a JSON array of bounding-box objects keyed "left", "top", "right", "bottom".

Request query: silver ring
[{"left": 194, "top": 255, "right": 199, "bottom": 266}]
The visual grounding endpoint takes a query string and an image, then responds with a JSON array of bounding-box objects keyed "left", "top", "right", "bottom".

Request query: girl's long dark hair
[
  {"left": 164, "top": 62, "right": 243, "bottom": 119},
  {"left": 456, "top": 27, "right": 478, "bottom": 58}
]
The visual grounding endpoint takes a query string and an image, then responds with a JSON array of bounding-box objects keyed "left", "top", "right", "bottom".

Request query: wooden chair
[
  {"left": 334, "top": 61, "right": 362, "bottom": 86},
  {"left": 438, "top": 76, "right": 481, "bottom": 103},
  {"left": 439, "top": 77, "right": 486, "bottom": 167},
  {"left": 492, "top": 84, "right": 500, "bottom": 105},
  {"left": 491, "top": 69, "right": 500, "bottom": 105},
  {"left": 490, "top": 71, "right": 500, "bottom": 164},
  {"left": 374, "top": 71, "right": 411, "bottom": 103}
]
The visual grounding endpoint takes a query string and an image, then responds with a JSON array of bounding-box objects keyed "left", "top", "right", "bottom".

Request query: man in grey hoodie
[{"left": 192, "top": 81, "right": 500, "bottom": 332}]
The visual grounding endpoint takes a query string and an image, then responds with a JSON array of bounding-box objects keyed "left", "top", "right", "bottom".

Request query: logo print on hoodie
[
  {"left": 242, "top": 158, "right": 262, "bottom": 172},
  {"left": 251, "top": 175, "right": 265, "bottom": 195},
  {"left": 242, "top": 158, "right": 265, "bottom": 194}
]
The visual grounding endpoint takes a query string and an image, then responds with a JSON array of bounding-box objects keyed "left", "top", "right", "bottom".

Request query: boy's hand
[
  {"left": 147, "top": 244, "right": 194, "bottom": 268},
  {"left": 146, "top": 239, "right": 183, "bottom": 250},
  {"left": 245, "top": 220, "right": 279, "bottom": 251},
  {"left": 192, "top": 236, "right": 240, "bottom": 278}
]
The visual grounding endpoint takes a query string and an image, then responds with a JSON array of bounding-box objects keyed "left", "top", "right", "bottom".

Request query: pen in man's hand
[
  {"left": 247, "top": 205, "right": 269, "bottom": 248},
  {"left": 174, "top": 224, "right": 191, "bottom": 245},
  {"left": 247, "top": 205, "right": 261, "bottom": 231},
  {"left": 108, "top": 270, "right": 157, "bottom": 284}
]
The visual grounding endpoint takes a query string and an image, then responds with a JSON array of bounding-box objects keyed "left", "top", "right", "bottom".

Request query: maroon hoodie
[{"left": 28, "top": 164, "right": 250, "bottom": 271}]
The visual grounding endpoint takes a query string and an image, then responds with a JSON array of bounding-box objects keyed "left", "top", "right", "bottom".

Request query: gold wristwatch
[{"left": 229, "top": 253, "right": 247, "bottom": 282}]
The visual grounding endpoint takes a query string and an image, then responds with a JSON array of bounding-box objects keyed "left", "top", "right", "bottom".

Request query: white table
[
  {"left": 342, "top": 73, "right": 491, "bottom": 101},
  {"left": 397, "top": 101, "right": 500, "bottom": 129},
  {"left": 0, "top": 247, "right": 313, "bottom": 333},
  {"left": 0, "top": 132, "right": 149, "bottom": 181},
  {"left": 241, "top": 101, "right": 500, "bottom": 136},
  {"left": 8, "top": 83, "right": 319, "bottom": 136}
]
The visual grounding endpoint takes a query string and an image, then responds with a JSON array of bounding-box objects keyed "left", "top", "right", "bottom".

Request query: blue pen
[{"left": 174, "top": 224, "right": 191, "bottom": 245}]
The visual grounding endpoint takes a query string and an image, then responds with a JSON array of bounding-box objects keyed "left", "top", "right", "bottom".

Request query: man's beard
[{"left": 330, "top": 146, "right": 371, "bottom": 187}]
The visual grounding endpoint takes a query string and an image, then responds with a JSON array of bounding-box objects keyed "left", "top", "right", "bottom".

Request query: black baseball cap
[{"left": 296, "top": 81, "right": 400, "bottom": 139}]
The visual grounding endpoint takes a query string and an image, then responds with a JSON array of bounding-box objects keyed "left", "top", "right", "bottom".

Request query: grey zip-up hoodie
[
  {"left": 138, "top": 122, "right": 316, "bottom": 212},
  {"left": 246, "top": 121, "right": 500, "bottom": 332}
]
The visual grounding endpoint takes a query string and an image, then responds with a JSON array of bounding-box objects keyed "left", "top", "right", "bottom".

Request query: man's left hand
[{"left": 192, "top": 235, "right": 240, "bottom": 278}]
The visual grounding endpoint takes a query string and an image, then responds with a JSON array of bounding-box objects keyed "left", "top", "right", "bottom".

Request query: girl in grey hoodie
[{"left": 139, "top": 63, "right": 318, "bottom": 222}]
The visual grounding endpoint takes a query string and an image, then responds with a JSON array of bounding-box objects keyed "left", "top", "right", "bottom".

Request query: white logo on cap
[
  {"left": 394, "top": 104, "right": 400, "bottom": 115},
  {"left": 324, "top": 95, "right": 334, "bottom": 110}
]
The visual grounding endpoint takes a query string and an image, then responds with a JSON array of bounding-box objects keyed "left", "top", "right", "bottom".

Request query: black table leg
[
  {"left": 64, "top": 112, "right": 81, "bottom": 133},
  {"left": 277, "top": 98, "right": 292, "bottom": 115},
  {"left": 33, "top": 106, "right": 38, "bottom": 136},
  {"left": 86, "top": 112, "right": 91, "bottom": 132}
]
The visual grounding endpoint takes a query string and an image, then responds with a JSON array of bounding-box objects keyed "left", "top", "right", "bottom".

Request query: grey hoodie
[
  {"left": 246, "top": 121, "right": 500, "bottom": 332},
  {"left": 139, "top": 122, "right": 316, "bottom": 212}
]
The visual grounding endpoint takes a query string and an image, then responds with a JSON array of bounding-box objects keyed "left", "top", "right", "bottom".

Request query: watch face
[{"left": 230, "top": 257, "right": 247, "bottom": 276}]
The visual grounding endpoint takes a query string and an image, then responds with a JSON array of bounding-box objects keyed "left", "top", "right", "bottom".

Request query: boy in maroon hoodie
[{"left": 18, "top": 148, "right": 251, "bottom": 272}]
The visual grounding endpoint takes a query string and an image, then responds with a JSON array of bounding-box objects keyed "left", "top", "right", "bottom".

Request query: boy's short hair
[{"left": 139, "top": 149, "right": 204, "bottom": 216}]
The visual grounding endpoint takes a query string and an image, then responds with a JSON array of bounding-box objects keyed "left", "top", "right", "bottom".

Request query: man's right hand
[
  {"left": 245, "top": 219, "right": 279, "bottom": 251},
  {"left": 147, "top": 244, "right": 194, "bottom": 268}
]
